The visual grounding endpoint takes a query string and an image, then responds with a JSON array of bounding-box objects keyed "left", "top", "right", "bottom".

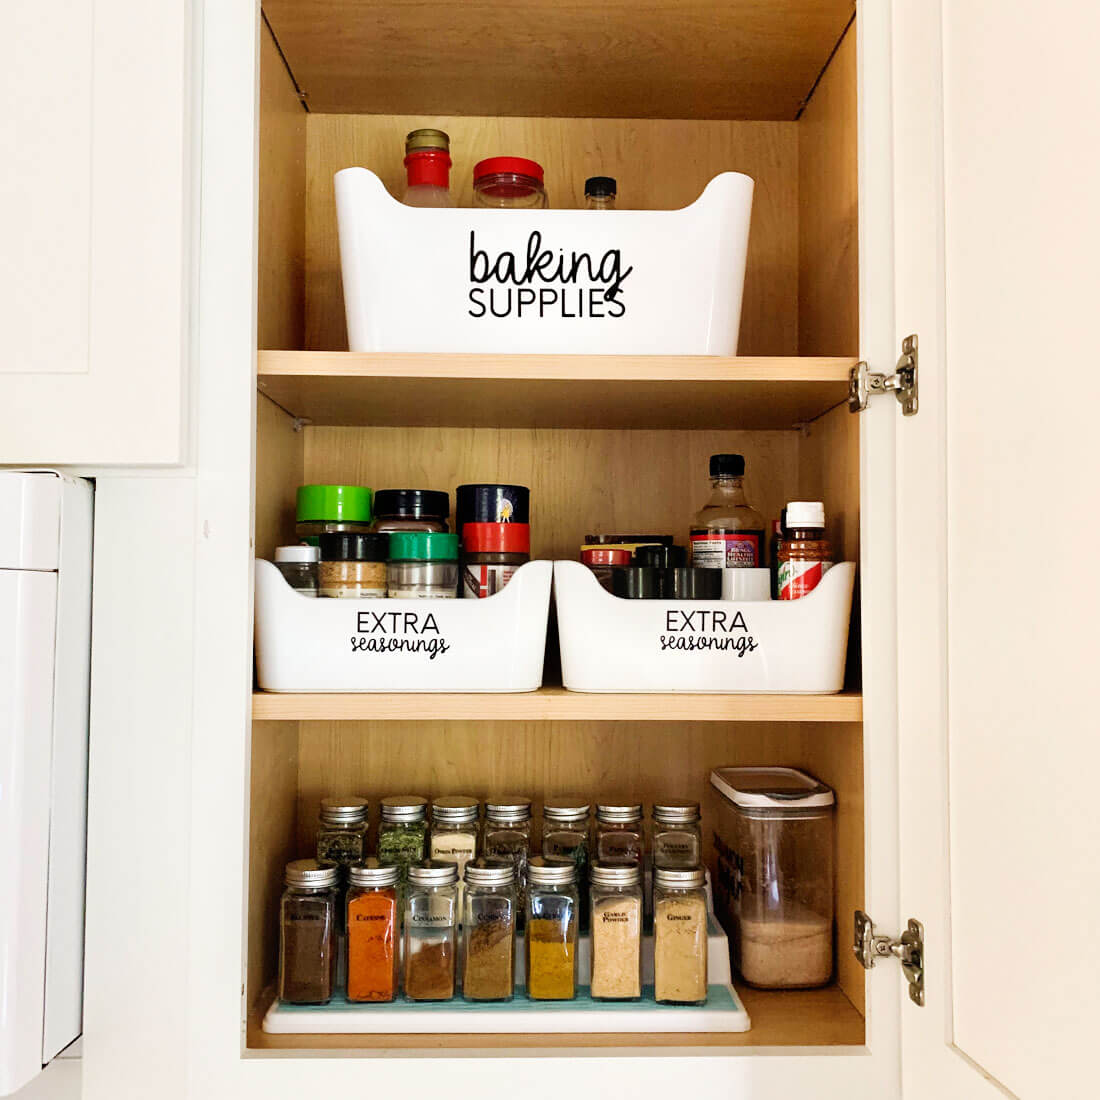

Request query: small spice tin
[
  {"left": 318, "top": 532, "right": 389, "bottom": 598},
  {"left": 372, "top": 489, "right": 450, "bottom": 533},
  {"left": 273, "top": 544, "right": 320, "bottom": 596},
  {"left": 662, "top": 566, "right": 722, "bottom": 600},
  {"left": 610, "top": 566, "right": 660, "bottom": 599},
  {"left": 580, "top": 546, "right": 631, "bottom": 592},
  {"left": 387, "top": 532, "right": 459, "bottom": 598},
  {"left": 295, "top": 484, "right": 373, "bottom": 545},
  {"left": 456, "top": 484, "right": 530, "bottom": 539},
  {"left": 461, "top": 522, "right": 530, "bottom": 598}
]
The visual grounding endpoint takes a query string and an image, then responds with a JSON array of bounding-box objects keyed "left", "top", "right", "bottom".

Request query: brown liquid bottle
[
  {"left": 777, "top": 501, "right": 833, "bottom": 599},
  {"left": 689, "top": 454, "right": 765, "bottom": 568}
]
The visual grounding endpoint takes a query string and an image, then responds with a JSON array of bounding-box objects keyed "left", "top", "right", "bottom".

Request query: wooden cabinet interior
[{"left": 250, "top": 8, "right": 863, "bottom": 1051}]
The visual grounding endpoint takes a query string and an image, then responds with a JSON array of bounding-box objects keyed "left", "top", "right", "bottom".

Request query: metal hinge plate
[
  {"left": 849, "top": 334, "right": 919, "bottom": 416},
  {"left": 854, "top": 911, "right": 925, "bottom": 1006}
]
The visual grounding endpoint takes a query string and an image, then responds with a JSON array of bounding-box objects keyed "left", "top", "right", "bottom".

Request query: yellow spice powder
[
  {"left": 526, "top": 918, "right": 576, "bottom": 999},
  {"left": 654, "top": 894, "right": 708, "bottom": 1003}
]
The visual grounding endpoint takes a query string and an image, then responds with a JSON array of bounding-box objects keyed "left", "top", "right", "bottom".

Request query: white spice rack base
[
  {"left": 554, "top": 560, "right": 856, "bottom": 693},
  {"left": 254, "top": 558, "right": 552, "bottom": 692}
]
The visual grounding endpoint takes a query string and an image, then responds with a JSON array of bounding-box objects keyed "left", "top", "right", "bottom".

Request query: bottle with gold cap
[{"left": 402, "top": 128, "right": 456, "bottom": 208}]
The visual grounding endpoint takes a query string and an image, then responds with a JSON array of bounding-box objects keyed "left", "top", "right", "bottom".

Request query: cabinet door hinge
[
  {"left": 853, "top": 910, "right": 925, "bottom": 1006},
  {"left": 848, "top": 334, "right": 919, "bottom": 416}
]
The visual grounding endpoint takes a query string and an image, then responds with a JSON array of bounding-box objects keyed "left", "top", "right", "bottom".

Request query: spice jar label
[{"left": 349, "top": 608, "right": 452, "bottom": 661}]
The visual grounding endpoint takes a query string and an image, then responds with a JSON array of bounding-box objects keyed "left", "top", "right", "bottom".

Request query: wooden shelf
[
  {"left": 246, "top": 982, "right": 864, "bottom": 1051},
  {"left": 251, "top": 687, "right": 862, "bottom": 723},
  {"left": 257, "top": 351, "right": 855, "bottom": 430}
]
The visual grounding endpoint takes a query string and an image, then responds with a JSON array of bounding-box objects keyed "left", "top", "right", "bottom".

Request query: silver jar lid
[
  {"left": 431, "top": 795, "right": 479, "bottom": 824},
  {"left": 485, "top": 795, "right": 532, "bottom": 824},
  {"left": 407, "top": 860, "right": 458, "bottom": 886},
  {"left": 319, "top": 795, "right": 369, "bottom": 824},
  {"left": 528, "top": 856, "right": 577, "bottom": 886},
  {"left": 347, "top": 858, "right": 401, "bottom": 888},
  {"left": 380, "top": 794, "right": 428, "bottom": 822},
  {"left": 463, "top": 857, "right": 516, "bottom": 887},
  {"left": 596, "top": 800, "right": 643, "bottom": 823},
  {"left": 285, "top": 858, "right": 339, "bottom": 888},
  {"left": 652, "top": 800, "right": 700, "bottom": 825},
  {"left": 589, "top": 862, "right": 641, "bottom": 887},
  {"left": 543, "top": 796, "right": 590, "bottom": 823},
  {"left": 654, "top": 867, "right": 707, "bottom": 889}
]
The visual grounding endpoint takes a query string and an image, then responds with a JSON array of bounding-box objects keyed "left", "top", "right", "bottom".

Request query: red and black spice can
[{"left": 460, "top": 522, "right": 530, "bottom": 598}]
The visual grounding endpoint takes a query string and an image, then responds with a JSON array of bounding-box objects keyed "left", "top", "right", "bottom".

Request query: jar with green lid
[
  {"left": 377, "top": 795, "right": 428, "bottom": 880},
  {"left": 316, "top": 795, "right": 369, "bottom": 868},
  {"left": 387, "top": 532, "right": 459, "bottom": 598},
  {"left": 295, "top": 484, "right": 373, "bottom": 546}
]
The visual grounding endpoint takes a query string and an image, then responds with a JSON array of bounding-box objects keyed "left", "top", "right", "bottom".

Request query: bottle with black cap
[
  {"left": 689, "top": 454, "right": 766, "bottom": 569},
  {"left": 585, "top": 176, "right": 617, "bottom": 210}
]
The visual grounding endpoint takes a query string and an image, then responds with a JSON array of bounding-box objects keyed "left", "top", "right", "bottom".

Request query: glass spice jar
[
  {"left": 372, "top": 489, "right": 451, "bottom": 533},
  {"left": 429, "top": 796, "right": 480, "bottom": 885},
  {"left": 472, "top": 157, "right": 548, "bottom": 208},
  {"left": 346, "top": 859, "right": 401, "bottom": 1003},
  {"left": 541, "top": 797, "right": 590, "bottom": 886},
  {"left": 482, "top": 796, "right": 533, "bottom": 913},
  {"left": 386, "top": 532, "right": 459, "bottom": 598},
  {"left": 318, "top": 532, "right": 389, "bottom": 598},
  {"left": 653, "top": 867, "right": 708, "bottom": 1005},
  {"left": 278, "top": 859, "right": 339, "bottom": 1005},
  {"left": 377, "top": 795, "right": 428, "bottom": 881},
  {"left": 315, "top": 795, "right": 369, "bottom": 868},
  {"left": 461, "top": 859, "right": 517, "bottom": 1002},
  {"left": 525, "top": 857, "right": 579, "bottom": 1001},
  {"left": 403, "top": 861, "right": 459, "bottom": 1001},
  {"left": 595, "top": 800, "right": 645, "bottom": 865},
  {"left": 589, "top": 862, "right": 643, "bottom": 1001},
  {"left": 460, "top": 522, "right": 530, "bottom": 598},
  {"left": 295, "top": 484, "right": 373, "bottom": 546},
  {"left": 652, "top": 800, "right": 703, "bottom": 870},
  {"left": 273, "top": 544, "right": 320, "bottom": 596}
]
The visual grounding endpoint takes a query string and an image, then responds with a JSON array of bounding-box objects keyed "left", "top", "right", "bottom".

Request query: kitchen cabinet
[{"left": 57, "top": 1, "right": 1099, "bottom": 1099}]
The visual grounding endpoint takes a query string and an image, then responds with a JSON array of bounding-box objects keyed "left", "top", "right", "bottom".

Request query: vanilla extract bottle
[{"left": 689, "top": 454, "right": 766, "bottom": 569}]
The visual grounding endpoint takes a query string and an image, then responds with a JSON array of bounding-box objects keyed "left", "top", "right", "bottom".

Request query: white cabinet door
[
  {"left": 0, "top": 1, "right": 192, "bottom": 465},
  {"left": 894, "top": 1, "right": 1100, "bottom": 1096}
]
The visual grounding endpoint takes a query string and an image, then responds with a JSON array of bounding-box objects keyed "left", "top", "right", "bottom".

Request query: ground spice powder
[
  {"left": 526, "top": 918, "right": 576, "bottom": 999},
  {"left": 346, "top": 887, "right": 397, "bottom": 1002},
  {"left": 590, "top": 896, "right": 641, "bottom": 999},
  {"left": 404, "top": 939, "right": 455, "bottom": 1000},
  {"left": 654, "top": 894, "right": 708, "bottom": 1003},
  {"left": 463, "top": 917, "right": 515, "bottom": 999}
]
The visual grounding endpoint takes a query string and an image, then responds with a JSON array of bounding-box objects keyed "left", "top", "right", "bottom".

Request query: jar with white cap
[
  {"left": 777, "top": 501, "right": 833, "bottom": 600},
  {"left": 273, "top": 544, "right": 319, "bottom": 596}
]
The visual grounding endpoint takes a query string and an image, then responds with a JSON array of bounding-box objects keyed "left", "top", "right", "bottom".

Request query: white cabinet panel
[{"left": 0, "top": 1, "right": 192, "bottom": 465}]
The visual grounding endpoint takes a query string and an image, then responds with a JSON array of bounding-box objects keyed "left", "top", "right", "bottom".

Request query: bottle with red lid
[
  {"left": 461, "top": 522, "right": 531, "bottom": 598},
  {"left": 472, "top": 157, "right": 548, "bottom": 209},
  {"left": 402, "top": 128, "right": 456, "bottom": 208}
]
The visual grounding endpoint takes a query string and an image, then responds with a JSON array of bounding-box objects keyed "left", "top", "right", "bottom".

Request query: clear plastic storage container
[{"left": 710, "top": 766, "right": 835, "bottom": 989}]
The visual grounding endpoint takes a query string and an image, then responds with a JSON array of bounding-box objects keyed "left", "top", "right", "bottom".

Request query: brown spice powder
[
  {"left": 404, "top": 939, "right": 455, "bottom": 1000},
  {"left": 463, "top": 917, "right": 515, "bottom": 1000}
]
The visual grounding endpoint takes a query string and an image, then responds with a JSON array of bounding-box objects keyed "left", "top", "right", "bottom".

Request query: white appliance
[{"left": 0, "top": 472, "right": 92, "bottom": 1096}]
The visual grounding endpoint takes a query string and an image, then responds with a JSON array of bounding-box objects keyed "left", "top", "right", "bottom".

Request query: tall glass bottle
[
  {"left": 689, "top": 453, "right": 766, "bottom": 569},
  {"left": 401, "top": 128, "right": 456, "bottom": 208}
]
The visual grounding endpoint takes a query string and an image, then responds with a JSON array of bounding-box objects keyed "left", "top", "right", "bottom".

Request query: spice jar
[
  {"left": 589, "top": 862, "right": 643, "bottom": 1001},
  {"left": 430, "top": 796, "right": 479, "bottom": 913},
  {"left": 386, "top": 532, "right": 459, "bottom": 598},
  {"left": 278, "top": 859, "right": 339, "bottom": 1005},
  {"left": 461, "top": 522, "right": 530, "bottom": 598},
  {"left": 295, "top": 484, "right": 373, "bottom": 546},
  {"left": 663, "top": 567, "right": 723, "bottom": 600},
  {"left": 579, "top": 546, "right": 631, "bottom": 592},
  {"left": 482, "top": 796, "right": 532, "bottom": 911},
  {"left": 346, "top": 859, "right": 400, "bottom": 1003},
  {"left": 273, "top": 544, "right": 320, "bottom": 596},
  {"left": 377, "top": 795, "right": 428, "bottom": 881},
  {"left": 403, "top": 861, "right": 459, "bottom": 1001},
  {"left": 461, "top": 859, "right": 517, "bottom": 1002},
  {"left": 525, "top": 857, "right": 579, "bottom": 1000},
  {"left": 372, "top": 489, "right": 450, "bottom": 533},
  {"left": 318, "top": 532, "right": 389, "bottom": 598},
  {"left": 633, "top": 544, "right": 688, "bottom": 569},
  {"left": 595, "top": 800, "right": 645, "bottom": 865},
  {"left": 652, "top": 800, "right": 703, "bottom": 869},
  {"left": 653, "top": 867, "right": 708, "bottom": 1005},
  {"left": 472, "top": 157, "right": 548, "bottom": 209},
  {"left": 455, "top": 484, "right": 530, "bottom": 544},
  {"left": 710, "top": 766, "right": 835, "bottom": 989},
  {"left": 315, "top": 795, "right": 369, "bottom": 868},
  {"left": 778, "top": 501, "right": 833, "bottom": 600}
]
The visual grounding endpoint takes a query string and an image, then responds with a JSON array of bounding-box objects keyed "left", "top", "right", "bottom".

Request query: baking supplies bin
[
  {"left": 553, "top": 559, "right": 855, "bottom": 693},
  {"left": 709, "top": 767, "right": 835, "bottom": 989},
  {"left": 254, "top": 558, "right": 552, "bottom": 692},
  {"left": 335, "top": 168, "right": 754, "bottom": 355}
]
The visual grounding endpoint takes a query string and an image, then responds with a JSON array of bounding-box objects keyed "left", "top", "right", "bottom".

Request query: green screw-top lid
[
  {"left": 388, "top": 531, "right": 459, "bottom": 561},
  {"left": 296, "top": 484, "right": 372, "bottom": 523}
]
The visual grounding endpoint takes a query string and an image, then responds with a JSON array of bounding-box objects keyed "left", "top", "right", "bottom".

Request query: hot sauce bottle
[
  {"left": 777, "top": 501, "right": 834, "bottom": 599},
  {"left": 689, "top": 454, "right": 766, "bottom": 569}
]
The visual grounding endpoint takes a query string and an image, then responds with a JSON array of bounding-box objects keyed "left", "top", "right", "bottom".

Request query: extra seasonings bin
[{"left": 710, "top": 766, "right": 835, "bottom": 989}]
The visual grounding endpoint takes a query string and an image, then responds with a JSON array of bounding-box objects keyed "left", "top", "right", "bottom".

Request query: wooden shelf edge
[{"left": 251, "top": 687, "right": 863, "bottom": 723}]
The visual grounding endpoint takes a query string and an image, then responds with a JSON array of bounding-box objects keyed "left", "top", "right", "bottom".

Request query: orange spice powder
[{"left": 346, "top": 886, "right": 398, "bottom": 1002}]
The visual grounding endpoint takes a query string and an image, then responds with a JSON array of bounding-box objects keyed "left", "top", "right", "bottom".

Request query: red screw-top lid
[
  {"left": 463, "top": 522, "right": 531, "bottom": 554},
  {"left": 404, "top": 149, "right": 452, "bottom": 189},
  {"left": 473, "top": 156, "right": 544, "bottom": 183},
  {"left": 580, "top": 547, "right": 632, "bottom": 566}
]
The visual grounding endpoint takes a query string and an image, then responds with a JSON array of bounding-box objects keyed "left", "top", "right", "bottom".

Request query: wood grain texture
[
  {"left": 262, "top": 0, "right": 854, "bottom": 121},
  {"left": 258, "top": 20, "right": 307, "bottom": 351},
  {"left": 798, "top": 23, "right": 858, "bottom": 355},
  {"left": 304, "top": 114, "right": 799, "bottom": 355},
  {"left": 258, "top": 352, "right": 854, "bottom": 430},
  {"left": 254, "top": 394, "right": 303, "bottom": 561}
]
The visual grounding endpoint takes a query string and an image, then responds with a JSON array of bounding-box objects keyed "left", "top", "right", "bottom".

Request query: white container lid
[
  {"left": 275, "top": 544, "right": 320, "bottom": 563},
  {"left": 710, "top": 766, "right": 834, "bottom": 809},
  {"left": 785, "top": 501, "right": 825, "bottom": 528}
]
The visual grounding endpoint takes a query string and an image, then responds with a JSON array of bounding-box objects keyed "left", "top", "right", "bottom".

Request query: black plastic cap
[
  {"left": 662, "top": 567, "right": 722, "bottom": 600},
  {"left": 611, "top": 566, "right": 661, "bottom": 599},
  {"left": 584, "top": 533, "right": 675, "bottom": 547},
  {"left": 634, "top": 543, "right": 688, "bottom": 569},
  {"left": 319, "top": 532, "right": 390, "bottom": 562},
  {"left": 585, "top": 176, "right": 617, "bottom": 197},
  {"left": 373, "top": 489, "right": 450, "bottom": 520},
  {"left": 455, "top": 484, "right": 530, "bottom": 527},
  {"left": 710, "top": 453, "right": 745, "bottom": 478}
]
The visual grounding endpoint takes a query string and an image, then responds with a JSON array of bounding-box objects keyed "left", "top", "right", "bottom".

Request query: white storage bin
[
  {"left": 335, "top": 168, "right": 754, "bottom": 355},
  {"left": 554, "top": 560, "right": 855, "bottom": 694},
  {"left": 255, "top": 558, "right": 552, "bottom": 692}
]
